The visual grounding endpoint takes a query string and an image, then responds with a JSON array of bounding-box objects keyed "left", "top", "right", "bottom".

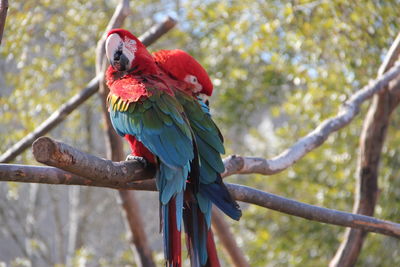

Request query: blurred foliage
[{"left": 1, "top": 0, "right": 400, "bottom": 266}]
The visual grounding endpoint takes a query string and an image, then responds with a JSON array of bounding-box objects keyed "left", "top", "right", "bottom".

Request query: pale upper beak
[{"left": 105, "top": 33, "right": 133, "bottom": 71}]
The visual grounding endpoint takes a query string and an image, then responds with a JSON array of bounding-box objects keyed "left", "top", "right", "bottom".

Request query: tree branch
[
  {"left": 330, "top": 32, "right": 400, "bottom": 267},
  {"left": 1, "top": 162, "right": 400, "bottom": 239},
  {"left": 0, "top": 17, "right": 177, "bottom": 164},
  {"left": 221, "top": 62, "right": 400, "bottom": 177},
  {"left": 32, "top": 136, "right": 155, "bottom": 184},
  {"left": 226, "top": 183, "right": 400, "bottom": 238},
  {"left": 0, "top": 163, "right": 155, "bottom": 190},
  {"left": 137, "top": 16, "right": 178, "bottom": 47}
]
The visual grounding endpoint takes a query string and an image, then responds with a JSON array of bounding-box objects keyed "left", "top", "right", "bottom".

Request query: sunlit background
[{"left": 1, "top": 0, "right": 400, "bottom": 266}]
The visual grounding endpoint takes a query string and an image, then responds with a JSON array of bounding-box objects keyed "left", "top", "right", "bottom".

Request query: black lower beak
[{"left": 111, "top": 50, "right": 129, "bottom": 71}]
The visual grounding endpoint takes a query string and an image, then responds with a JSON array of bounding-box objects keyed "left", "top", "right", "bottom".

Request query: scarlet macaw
[{"left": 105, "top": 29, "right": 241, "bottom": 267}]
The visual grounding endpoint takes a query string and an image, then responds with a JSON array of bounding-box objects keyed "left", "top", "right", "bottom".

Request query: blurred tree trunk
[
  {"left": 212, "top": 208, "right": 249, "bottom": 267},
  {"left": 330, "top": 33, "right": 400, "bottom": 267}
]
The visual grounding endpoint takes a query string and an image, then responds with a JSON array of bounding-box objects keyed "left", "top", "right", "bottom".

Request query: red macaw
[
  {"left": 105, "top": 29, "right": 241, "bottom": 267},
  {"left": 152, "top": 49, "right": 213, "bottom": 97},
  {"left": 153, "top": 49, "right": 238, "bottom": 266}
]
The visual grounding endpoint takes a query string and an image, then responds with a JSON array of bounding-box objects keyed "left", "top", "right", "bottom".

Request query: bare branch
[
  {"left": 0, "top": 163, "right": 154, "bottom": 190},
  {"left": 32, "top": 136, "right": 155, "bottom": 184},
  {"left": 1, "top": 163, "right": 400, "bottom": 239},
  {"left": 0, "top": 0, "right": 8, "bottom": 45},
  {"left": 0, "top": 17, "right": 178, "bottom": 163},
  {"left": 138, "top": 16, "right": 177, "bottom": 46},
  {"left": 330, "top": 32, "right": 400, "bottom": 267},
  {"left": 378, "top": 32, "right": 400, "bottom": 76},
  {"left": 226, "top": 183, "right": 400, "bottom": 238},
  {"left": 222, "top": 62, "right": 400, "bottom": 177}
]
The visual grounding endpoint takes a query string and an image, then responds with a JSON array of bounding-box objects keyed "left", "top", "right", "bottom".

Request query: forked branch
[{"left": 222, "top": 62, "right": 400, "bottom": 177}]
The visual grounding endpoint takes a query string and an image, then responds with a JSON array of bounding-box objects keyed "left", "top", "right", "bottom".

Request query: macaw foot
[{"left": 125, "top": 155, "right": 148, "bottom": 168}]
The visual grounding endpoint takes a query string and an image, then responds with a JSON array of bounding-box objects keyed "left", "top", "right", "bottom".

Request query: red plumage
[
  {"left": 205, "top": 230, "right": 220, "bottom": 267},
  {"left": 153, "top": 49, "right": 214, "bottom": 96},
  {"left": 169, "top": 198, "right": 182, "bottom": 267},
  {"left": 108, "top": 29, "right": 158, "bottom": 74},
  {"left": 106, "top": 68, "right": 151, "bottom": 102},
  {"left": 124, "top": 134, "right": 156, "bottom": 164},
  {"left": 106, "top": 29, "right": 182, "bottom": 266}
]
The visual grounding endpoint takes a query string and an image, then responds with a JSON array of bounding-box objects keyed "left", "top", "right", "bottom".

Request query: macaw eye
[{"left": 192, "top": 76, "right": 198, "bottom": 83}]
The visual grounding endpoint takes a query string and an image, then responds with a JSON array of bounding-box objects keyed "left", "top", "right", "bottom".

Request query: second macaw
[{"left": 153, "top": 49, "right": 241, "bottom": 266}]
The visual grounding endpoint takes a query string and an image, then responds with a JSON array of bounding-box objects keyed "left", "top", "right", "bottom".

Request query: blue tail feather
[
  {"left": 183, "top": 198, "right": 209, "bottom": 267},
  {"left": 199, "top": 176, "right": 242, "bottom": 221}
]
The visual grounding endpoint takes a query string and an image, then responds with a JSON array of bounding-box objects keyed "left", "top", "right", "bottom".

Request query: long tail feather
[
  {"left": 183, "top": 192, "right": 212, "bottom": 267},
  {"left": 163, "top": 197, "right": 182, "bottom": 267},
  {"left": 205, "top": 230, "right": 220, "bottom": 267}
]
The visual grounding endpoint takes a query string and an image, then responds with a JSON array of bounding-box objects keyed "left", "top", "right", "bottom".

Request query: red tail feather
[
  {"left": 205, "top": 229, "right": 220, "bottom": 267},
  {"left": 169, "top": 200, "right": 181, "bottom": 267}
]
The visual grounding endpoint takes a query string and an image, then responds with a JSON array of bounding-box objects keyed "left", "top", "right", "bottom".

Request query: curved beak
[{"left": 105, "top": 33, "right": 131, "bottom": 71}]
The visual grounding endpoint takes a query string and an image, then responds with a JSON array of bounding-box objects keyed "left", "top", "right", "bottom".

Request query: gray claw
[{"left": 125, "top": 155, "right": 148, "bottom": 167}]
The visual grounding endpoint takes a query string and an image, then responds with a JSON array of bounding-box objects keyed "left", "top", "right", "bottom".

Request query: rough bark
[
  {"left": 329, "top": 33, "right": 400, "bottom": 267},
  {"left": 1, "top": 163, "right": 400, "bottom": 239},
  {"left": 0, "top": 0, "right": 8, "bottom": 45},
  {"left": 32, "top": 136, "right": 155, "bottom": 184}
]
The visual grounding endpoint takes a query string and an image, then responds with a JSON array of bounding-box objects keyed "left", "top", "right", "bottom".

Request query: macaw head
[
  {"left": 105, "top": 29, "right": 155, "bottom": 73},
  {"left": 153, "top": 49, "right": 213, "bottom": 96}
]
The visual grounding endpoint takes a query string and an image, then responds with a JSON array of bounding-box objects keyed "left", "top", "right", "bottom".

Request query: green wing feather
[{"left": 175, "top": 91, "right": 225, "bottom": 179}]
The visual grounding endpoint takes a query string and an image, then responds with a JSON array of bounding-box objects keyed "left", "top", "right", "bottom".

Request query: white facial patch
[
  {"left": 124, "top": 38, "right": 137, "bottom": 52},
  {"left": 184, "top": 74, "right": 203, "bottom": 93},
  {"left": 122, "top": 38, "right": 136, "bottom": 65},
  {"left": 105, "top": 33, "right": 123, "bottom": 62}
]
